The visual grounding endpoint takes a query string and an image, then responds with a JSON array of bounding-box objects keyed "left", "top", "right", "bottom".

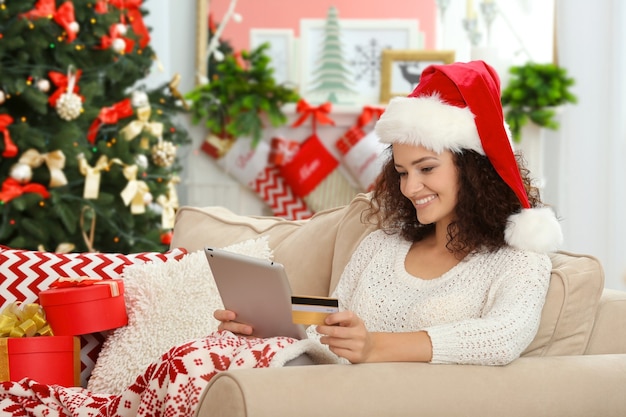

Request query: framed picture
[
  {"left": 299, "top": 18, "right": 423, "bottom": 108},
  {"left": 379, "top": 50, "right": 456, "bottom": 103},
  {"left": 250, "top": 29, "right": 298, "bottom": 87}
]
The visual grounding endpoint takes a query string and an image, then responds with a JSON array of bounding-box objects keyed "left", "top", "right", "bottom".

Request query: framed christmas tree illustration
[{"left": 299, "top": 6, "right": 423, "bottom": 107}]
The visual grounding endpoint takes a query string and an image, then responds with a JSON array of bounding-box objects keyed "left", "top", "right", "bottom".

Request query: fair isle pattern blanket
[{"left": 0, "top": 331, "right": 333, "bottom": 416}]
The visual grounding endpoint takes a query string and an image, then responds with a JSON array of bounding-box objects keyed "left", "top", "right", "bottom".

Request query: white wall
[{"left": 144, "top": 0, "right": 626, "bottom": 290}]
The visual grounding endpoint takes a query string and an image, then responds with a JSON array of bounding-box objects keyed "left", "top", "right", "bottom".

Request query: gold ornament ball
[
  {"left": 56, "top": 92, "right": 83, "bottom": 121},
  {"left": 151, "top": 140, "right": 177, "bottom": 167}
]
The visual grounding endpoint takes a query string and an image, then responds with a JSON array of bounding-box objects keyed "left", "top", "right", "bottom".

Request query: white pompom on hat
[{"left": 375, "top": 60, "right": 562, "bottom": 253}]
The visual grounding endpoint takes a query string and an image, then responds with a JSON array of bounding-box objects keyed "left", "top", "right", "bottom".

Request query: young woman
[{"left": 218, "top": 60, "right": 563, "bottom": 366}]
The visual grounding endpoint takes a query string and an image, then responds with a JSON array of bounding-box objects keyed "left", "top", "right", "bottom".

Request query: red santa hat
[{"left": 374, "top": 60, "right": 562, "bottom": 253}]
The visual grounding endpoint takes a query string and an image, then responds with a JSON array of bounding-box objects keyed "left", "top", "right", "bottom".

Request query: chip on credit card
[{"left": 291, "top": 296, "right": 339, "bottom": 326}]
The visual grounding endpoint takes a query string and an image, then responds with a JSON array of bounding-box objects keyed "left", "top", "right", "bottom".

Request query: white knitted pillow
[{"left": 87, "top": 237, "right": 272, "bottom": 395}]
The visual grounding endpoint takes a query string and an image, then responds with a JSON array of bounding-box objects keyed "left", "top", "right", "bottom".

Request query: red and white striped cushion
[{"left": 0, "top": 246, "right": 188, "bottom": 386}]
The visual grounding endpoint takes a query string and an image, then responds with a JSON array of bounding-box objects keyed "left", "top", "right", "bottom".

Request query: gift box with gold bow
[
  {"left": 0, "top": 302, "right": 80, "bottom": 386},
  {"left": 39, "top": 278, "right": 127, "bottom": 336}
]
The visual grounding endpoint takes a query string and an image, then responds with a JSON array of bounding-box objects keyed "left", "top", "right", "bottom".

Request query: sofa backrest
[{"left": 171, "top": 193, "right": 605, "bottom": 357}]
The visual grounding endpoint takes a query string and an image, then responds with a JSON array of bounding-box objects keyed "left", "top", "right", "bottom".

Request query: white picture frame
[
  {"left": 250, "top": 28, "right": 297, "bottom": 87},
  {"left": 299, "top": 19, "right": 423, "bottom": 107}
]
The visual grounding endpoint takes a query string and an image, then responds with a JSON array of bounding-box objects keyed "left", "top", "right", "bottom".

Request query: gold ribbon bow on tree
[
  {"left": 156, "top": 176, "right": 180, "bottom": 229},
  {"left": 120, "top": 105, "right": 164, "bottom": 145},
  {"left": 19, "top": 148, "right": 68, "bottom": 188},
  {"left": 77, "top": 154, "right": 110, "bottom": 199},
  {"left": 114, "top": 161, "right": 149, "bottom": 214}
]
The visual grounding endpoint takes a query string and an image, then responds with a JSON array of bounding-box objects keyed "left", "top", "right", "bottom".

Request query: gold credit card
[{"left": 291, "top": 296, "right": 339, "bottom": 326}]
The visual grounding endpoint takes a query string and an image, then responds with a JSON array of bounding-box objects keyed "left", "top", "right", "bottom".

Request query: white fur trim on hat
[
  {"left": 375, "top": 94, "right": 484, "bottom": 155},
  {"left": 505, "top": 207, "right": 563, "bottom": 253}
]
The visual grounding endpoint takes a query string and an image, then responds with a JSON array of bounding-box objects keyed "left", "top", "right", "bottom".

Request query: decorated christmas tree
[{"left": 0, "top": 0, "right": 190, "bottom": 253}]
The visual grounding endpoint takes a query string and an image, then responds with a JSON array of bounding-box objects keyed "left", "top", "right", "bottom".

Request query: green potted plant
[
  {"left": 185, "top": 43, "right": 300, "bottom": 151},
  {"left": 501, "top": 62, "right": 577, "bottom": 142}
]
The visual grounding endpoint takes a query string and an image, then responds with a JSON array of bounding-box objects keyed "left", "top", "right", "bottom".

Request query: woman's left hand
[{"left": 316, "top": 311, "right": 375, "bottom": 363}]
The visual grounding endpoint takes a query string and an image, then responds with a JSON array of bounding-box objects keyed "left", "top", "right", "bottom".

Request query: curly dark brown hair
[{"left": 366, "top": 146, "right": 542, "bottom": 255}]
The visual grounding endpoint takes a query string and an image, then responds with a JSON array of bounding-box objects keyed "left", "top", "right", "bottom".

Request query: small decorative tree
[
  {"left": 501, "top": 62, "right": 577, "bottom": 142},
  {"left": 185, "top": 43, "right": 299, "bottom": 149}
]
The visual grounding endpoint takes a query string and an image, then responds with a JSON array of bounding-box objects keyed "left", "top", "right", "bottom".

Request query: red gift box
[
  {"left": 39, "top": 279, "right": 127, "bottom": 336},
  {"left": 0, "top": 336, "right": 80, "bottom": 386}
]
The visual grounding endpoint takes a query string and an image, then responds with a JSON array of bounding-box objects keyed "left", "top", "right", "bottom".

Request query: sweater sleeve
[{"left": 424, "top": 250, "right": 551, "bottom": 365}]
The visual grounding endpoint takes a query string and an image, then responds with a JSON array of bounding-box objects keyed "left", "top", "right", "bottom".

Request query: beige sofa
[{"left": 171, "top": 193, "right": 626, "bottom": 417}]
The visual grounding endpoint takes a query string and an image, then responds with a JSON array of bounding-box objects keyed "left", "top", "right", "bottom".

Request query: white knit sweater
[{"left": 315, "top": 229, "right": 551, "bottom": 365}]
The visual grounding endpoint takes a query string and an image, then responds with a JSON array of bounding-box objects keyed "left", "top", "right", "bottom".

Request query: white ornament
[
  {"left": 143, "top": 191, "right": 153, "bottom": 205},
  {"left": 56, "top": 92, "right": 83, "bottom": 120},
  {"left": 0, "top": 90, "right": 5, "bottom": 104},
  {"left": 232, "top": 13, "right": 243, "bottom": 23},
  {"left": 10, "top": 163, "right": 33, "bottom": 184},
  {"left": 148, "top": 202, "right": 163, "bottom": 215},
  {"left": 131, "top": 91, "right": 149, "bottom": 108},
  {"left": 37, "top": 79, "right": 50, "bottom": 93},
  {"left": 114, "top": 23, "right": 128, "bottom": 36},
  {"left": 212, "top": 49, "right": 224, "bottom": 62},
  {"left": 135, "top": 154, "right": 149, "bottom": 170},
  {"left": 112, "top": 38, "right": 126, "bottom": 53},
  {"left": 68, "top": 21, "right": 80, "bottom": 35}
]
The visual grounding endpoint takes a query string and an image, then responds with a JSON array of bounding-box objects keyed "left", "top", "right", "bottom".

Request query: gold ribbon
[
  {"left": 94, "top": 280, "right": 121, "bottom": 297},
  {"left": 168, "top": 73, "right": 189, "bottom": 110},
  {"left": 120, "top": 106, "right": 164, "bottom": 141},
  {"left": 0, "top": 302, "right": 53, "bottom": 338},
  {"left": 117, "top": 163, "right": 149, "bottom": 214},
  {"left": 0, "top": 339, "right": 8, "bottom": 381},
  {"left": 77, "top": 154, "right": 109, "bottom": 199},
  {"left": 37, "top": 243, "right": 76, "bottom": 253},
  {"left": 156, "top": 176, "right": 180, "bottom": 229},
  {"left": 80, "top": 205, "right": 97, "bottom": 252},
  {"left": 19, "top": 149, "right": 68, "bottom": 187}
]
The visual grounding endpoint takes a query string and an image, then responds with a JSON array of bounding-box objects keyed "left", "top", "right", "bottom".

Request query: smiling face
[{"left": 392, "top": 143, "right": 460, "bottom": 228}]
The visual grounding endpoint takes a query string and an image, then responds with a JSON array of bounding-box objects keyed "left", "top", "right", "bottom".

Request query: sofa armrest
[
  {"left": 585, "top": 289, "right": 626, "bottom": 354},
  {"left": 196, "top": 355, "right": 626, "bottom": 417}
]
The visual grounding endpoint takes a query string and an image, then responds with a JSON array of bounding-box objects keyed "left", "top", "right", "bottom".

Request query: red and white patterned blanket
[{"left": 1, "top": 331, "right": 333, "bottom": 416}]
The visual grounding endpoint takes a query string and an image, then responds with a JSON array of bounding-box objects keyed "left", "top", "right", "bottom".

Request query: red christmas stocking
[
  {"left": 217, "top": 138, "right": 312, "bottom": 220},
  {"left": 335, "top": 106, "right": 387, "bottom": 191},
  {"left": 280, "top": 134, "right": 358, "bottom": 212}
]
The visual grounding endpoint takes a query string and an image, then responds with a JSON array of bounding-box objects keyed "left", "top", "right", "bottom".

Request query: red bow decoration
[
  {"left": 0, "top": 114, "right": 18, "bottom": 158},
  {"left": 0, "top": 178, "right": 50, "bottom": 204},
  {"left": 22, "top": 0, "right": 79, "bottom": 43},
  {"left": 48, "top": 69, "right": 83, "bottom": 107},
  {"left": 99, "top": 23, "right": 135, "bottom": 53},
  {"left": 356, "top": 105, "right": 385, "bottom": 128},
  {"left": 50, "top": 277, "right": 121, "bottom": 297},
  {"left": 291, "top": 99, "right": 335, "bottom": 135},
  {"left": 87, "top": 98, "right": 134, "bottom": 144},
  {"left": 94, "top": 0, "right": 109, "bottom": 13},
  {"left": 109, "top": 0, "right": 151, "bottom": 49}
]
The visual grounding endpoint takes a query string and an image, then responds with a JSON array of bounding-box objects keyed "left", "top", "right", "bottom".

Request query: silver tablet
[{"left": 204, "top": 247, "right": 307, "bottom": 340}]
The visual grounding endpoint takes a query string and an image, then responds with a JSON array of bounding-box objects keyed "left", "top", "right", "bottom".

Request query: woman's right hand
[{"left": 213, "top": 309, "right": 254, "bottom": 336}]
